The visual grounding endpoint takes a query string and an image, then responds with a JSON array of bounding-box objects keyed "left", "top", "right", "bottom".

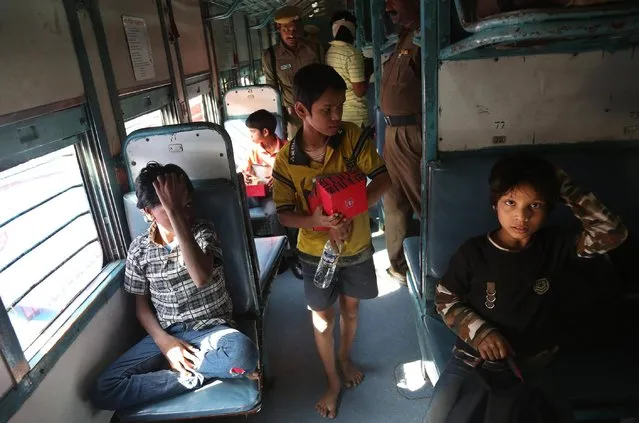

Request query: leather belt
[{"left": 383, "top": 114, "right": 418, "bottom": 127}]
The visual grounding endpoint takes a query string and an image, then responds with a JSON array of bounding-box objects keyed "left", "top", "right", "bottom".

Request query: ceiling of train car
[{"left": 205, "top": 0, "right": 345, "bottom": 23}]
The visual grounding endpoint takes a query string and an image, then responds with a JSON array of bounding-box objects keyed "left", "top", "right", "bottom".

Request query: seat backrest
[
  {"left": 426, "top": 146, "right": 639, "bottom": 300},
  {"left": 123, "top": 179, "right": 259, "bottom": 316},
  {"left": 223, "top": 85, "right": 281, "bottom": 118},
  {"left": 123, "top": 123, "right": 234, "bottom": 189}
]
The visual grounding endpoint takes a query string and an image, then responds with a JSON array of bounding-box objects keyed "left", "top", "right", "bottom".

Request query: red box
[
  {"left": 307, "top": 171, "right": 368, "bottom": 231},
  {"left": 307, "top": 189, "right": 328, "bottom": 231},
  {"left": 246, "top": 184, "right": 268, "bottom": 197}
]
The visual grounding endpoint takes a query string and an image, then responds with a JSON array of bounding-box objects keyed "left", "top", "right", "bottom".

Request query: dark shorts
[{"left": 302, "top": 258, "right": 378, "bottom": 311}]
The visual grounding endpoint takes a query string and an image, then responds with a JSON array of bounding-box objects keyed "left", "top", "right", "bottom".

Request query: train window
[
  {"left": 0, "top": 146, "right": 103, "bottom": 356},
  {"left": 124, "top": 109, "right": 165, "bottom": 135},
  {"left": 189, "top": 95, "right": 206, "bottom": 122}
]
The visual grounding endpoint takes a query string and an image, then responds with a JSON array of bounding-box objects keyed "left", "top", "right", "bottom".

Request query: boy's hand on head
[
  {"left": 153, "top": 173, "right": 189, "bottom": 213},
  {"left": 311, "top": 206, "right": 343, "bottom": 228},
  {"left": 477, "top": 331, "right": 514, "bottom": 361}
]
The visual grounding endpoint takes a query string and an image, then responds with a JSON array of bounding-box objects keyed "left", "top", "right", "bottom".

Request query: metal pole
[
  {"left": 166, "top": 0, "right": 193, "bottom": 122},
  {"left": 370, "top": 0, "right": 383, "bottom": 150},
  {"left": 87, "top": 0, "right": 127, "bottom": 145},
  {"left": 157, "top": 0, "right": 182, "bottom": 122},
  {"left": 200, "top": 0, "right": 223, "bottom": 122},
  {"left": 229, "top": 15, "right": 240, "bottom": 87},
  {"left": 354, "top": 0, "right": 366, "bottom": 49},
  {"left": 245, "top": 16, "right": 256, "bottom": 83},
  {"left": 421, "top": 0, "right": 439, "bottom": 297}
]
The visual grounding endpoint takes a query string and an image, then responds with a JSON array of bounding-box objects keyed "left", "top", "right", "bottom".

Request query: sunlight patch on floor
[
  {"left": 372, "top": 246, "right": 401, "bottom": 297},
  {"left": 396, "top": 360, "right": 428, "bottom": 392}
]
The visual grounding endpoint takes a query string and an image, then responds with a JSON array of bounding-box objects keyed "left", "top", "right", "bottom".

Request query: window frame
[
  {"left": 120, "top": 85, "right": 179, "bottom": 136},
  {"left": 186, "top": 74, "right": 213, "bottom": 123},
  {"left": 0, "top": 105, "right": 126, "bottom": 420}
]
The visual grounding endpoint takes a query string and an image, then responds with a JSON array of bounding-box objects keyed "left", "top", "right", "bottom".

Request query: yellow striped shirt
[{"left": 325, "top": 41, "right": 369, "bottom": 127}]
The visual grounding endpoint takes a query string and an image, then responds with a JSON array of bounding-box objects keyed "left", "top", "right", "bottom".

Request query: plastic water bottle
[{"left": 313, "top": 241, "right": 341, "bottom": 289}]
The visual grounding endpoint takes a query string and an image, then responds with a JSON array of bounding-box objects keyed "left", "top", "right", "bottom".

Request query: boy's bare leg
[
  {"left": 312, "top": 307, "right": 341, "bottom": 419},
  {"left": 338, "top": 295, "right": 364, "bottom": 388}
]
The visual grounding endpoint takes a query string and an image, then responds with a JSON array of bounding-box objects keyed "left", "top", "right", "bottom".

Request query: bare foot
[
  {"left": 339, "top": 357, "right": 364, "bottom": 388},
  {"left": 316, "top": 378, "right": 341, "bottom": 419}
]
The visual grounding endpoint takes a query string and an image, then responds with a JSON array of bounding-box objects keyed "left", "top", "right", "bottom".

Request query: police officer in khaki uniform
[
  {"left": 262, "top": 6, "right": 324, "bottom": 140},
  {"left": 381, "top": 0, "right": 422, "bottom": 283}
]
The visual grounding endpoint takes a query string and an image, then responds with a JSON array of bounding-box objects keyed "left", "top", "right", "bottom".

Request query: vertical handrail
[
  {"left": 370, "top": 0, "right": 383, "bottom": 152},
  {"left": 421, "top": 0, "right": 439, "bottom": 299},
  {"left": 200, "top": 0, "right": 223, "bottom": 123},
  {"left": 229, "top": 15, "right": 241, "bottom": 87},
  {"left": 157, "top": 0, "right": 182, "bottom": 123},
  {"left": 355, "top": 0, "right": 366, "bottom": 50},
  {"left": 245, "top": 16, "right": 256, "bottom": 83},
  {"left": 166, "top": 0, "right": 192, "bottom": 122},
  {"left": 87, "top": 0, "right": 127, "bottom": 145}
]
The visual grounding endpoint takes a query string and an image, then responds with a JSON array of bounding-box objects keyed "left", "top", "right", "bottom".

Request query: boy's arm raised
[{"left": 556, "top": 168, "right": 628, "bottom": 257}]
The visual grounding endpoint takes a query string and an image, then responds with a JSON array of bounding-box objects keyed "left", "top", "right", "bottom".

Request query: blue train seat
[{"left": 114, "top": 123, "right": 286, "bottom": 421}]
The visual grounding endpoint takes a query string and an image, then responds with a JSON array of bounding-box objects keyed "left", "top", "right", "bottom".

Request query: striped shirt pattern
[{"left": 325, "top": 40, "right": 368, "bottom": 126}]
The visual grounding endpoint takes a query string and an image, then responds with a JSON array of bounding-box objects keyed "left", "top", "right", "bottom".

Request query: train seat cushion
[
  {"left": 116, "top": 319, "right": 260, "bottom": 421},
  {"left": 254, "top": 236, "right": 287, "bottom": 292},
  {"left": 403, "top": 236, "right": 458, "bottom": 382},
  {"left": 123, "top": 179, "right": 257, "bottom": 315}
]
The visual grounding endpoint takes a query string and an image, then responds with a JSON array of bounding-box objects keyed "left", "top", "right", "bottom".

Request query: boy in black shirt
[{"left": 424, "top": 155, "right": 628, "bottom": 423}]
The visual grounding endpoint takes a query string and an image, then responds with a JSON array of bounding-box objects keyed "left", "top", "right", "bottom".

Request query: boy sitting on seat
[
  {"left": 91, "top": 162, "right": 258, "bottom": 411},
  {"left": 272, "top": 63, "right": 391, "bottom": 418},
  {"left": 242, "top": 109, "right": 287, "bottom": 188},
  {"left": 242, "top": 109, "right": 304, "bottom": 279},
  {"left": 424, "top": 154, "right": 628, "bottom": 423}
]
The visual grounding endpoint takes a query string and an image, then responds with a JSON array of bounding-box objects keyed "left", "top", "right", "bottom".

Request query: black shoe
[{"left": 290, "top": 257, "right": 303, "bottom": 280}]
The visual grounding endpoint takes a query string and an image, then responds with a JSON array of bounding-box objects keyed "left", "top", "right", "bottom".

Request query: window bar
[
  {"left": 0, "top": 184, "right": 82, "bottom": 230},
  {"left": 85, "top": 131, "right": 128, "bottom": 260},
  {"left": 74, "top": 139, "right": 117, "bottom": 259},
  {"left": 0, "top": 211, "right": 90, "bottom": 275},
  {"left": 5, "top": 239, "right": 99, "bottom": 314},
  {"left": 0, "top": 297, "right": 29, "bottom": 384},
  {"left": 22, "top": 242, "right": 103, "bottom": 354}
]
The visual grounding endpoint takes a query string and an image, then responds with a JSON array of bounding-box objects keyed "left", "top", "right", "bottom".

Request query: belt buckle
[{"left": 383, "top": 116, "right": 392, "bottom": 126}]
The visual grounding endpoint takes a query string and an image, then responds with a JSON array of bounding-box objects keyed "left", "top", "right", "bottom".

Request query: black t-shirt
[{"left": 441, "top": 226, "right": 588, "bottom": 358}]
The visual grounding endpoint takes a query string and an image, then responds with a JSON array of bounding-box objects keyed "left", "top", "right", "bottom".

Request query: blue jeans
[
  {"left": 423, "top": 356, "right": 475, "bottom": 423},
  {"left": 91, "top": 324, "right": 258, "bottom": 410}
]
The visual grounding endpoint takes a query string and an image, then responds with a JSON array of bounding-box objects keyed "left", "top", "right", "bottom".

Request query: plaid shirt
[{"left": 124, "top": 219, "right": 233, "bottom": 331}]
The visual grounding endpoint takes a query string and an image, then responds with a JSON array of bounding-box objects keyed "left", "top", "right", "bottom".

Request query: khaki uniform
[
  {"left": 380, "top": 28, "right": 422, "bottom": 274},
  {"left": 262, "top": 39, "right": 324, "bottom": 140}
]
